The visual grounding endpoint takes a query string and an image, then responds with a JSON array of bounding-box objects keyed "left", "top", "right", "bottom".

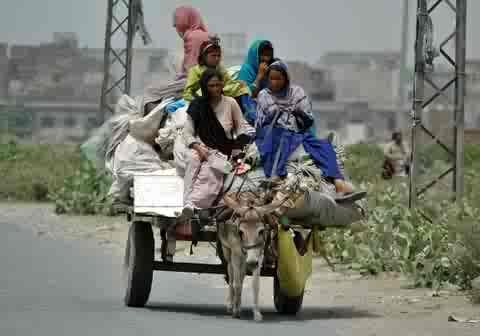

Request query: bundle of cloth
[
  {"left": 80, "top": 66, "right": 244, "bottom": 206},
  {"left": 81, "top": 79, "right": 186, "bottom": 205}
]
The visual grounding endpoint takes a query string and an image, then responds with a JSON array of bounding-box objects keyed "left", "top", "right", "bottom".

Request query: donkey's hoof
[
  {"left": 226, "top": 305, "right": 233, "bottom": 314},
  {"left": 253, "top": 310, "right": 263, "bottom": 322},
  {"left": 232, "top": 309, "right": 241, "bottom": 319}
]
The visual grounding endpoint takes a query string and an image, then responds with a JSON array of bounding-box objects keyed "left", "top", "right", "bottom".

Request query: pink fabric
[
  {"left": 173, "top": 6, "right": 210, "bottom": 79},
  {"left": 184, "top": 150, "right": 224, "bottom": 209}
]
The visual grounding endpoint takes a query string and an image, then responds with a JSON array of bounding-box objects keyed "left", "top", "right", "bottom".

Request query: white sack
[{"left": 108, "top": 134, "right": 174, "bottom": 202}]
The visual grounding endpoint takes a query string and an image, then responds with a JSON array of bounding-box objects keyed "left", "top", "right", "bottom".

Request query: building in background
[
  {"left": 218, "top": 32, "right": 247, "bottom": 67},
  {"left": 2, "top": 30, "right": 478, "bottom": 145},
  {"left": 2, "top": 33, "right": 104, "bottom": 143},
  {"left": 84, "top": 46, "right": 173, "bottom": 97},
  {"left": 131, "top": 48, "right": 174, "bottom": 93},
  {"left": 7, "top": 33, "right": 103, "bottom": 102},
  {"left": 1, "top": 33, "right": 176, "bottom": 143},
  {"left": 286, "top": 61, "right": 335, "bottom": 101},
  {"left": 319, "top": 51, "right": 401, "bottom": 108},
  {"left": 316, "top": 51, "right": 412, "bottom": 143}
]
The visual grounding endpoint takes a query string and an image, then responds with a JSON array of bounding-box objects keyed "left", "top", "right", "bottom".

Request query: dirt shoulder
[{"left": 2, "top": 202, "right": 479, "bottom": 332}]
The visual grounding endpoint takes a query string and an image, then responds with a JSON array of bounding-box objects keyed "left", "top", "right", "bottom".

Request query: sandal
[{"left": 334, "top": 191, "right": 367, "bottom": 204}]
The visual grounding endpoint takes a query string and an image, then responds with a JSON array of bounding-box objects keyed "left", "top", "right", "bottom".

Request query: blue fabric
[
  {"left": 238, "top": 39, "right": 270, "bottom": 93},
  {"left": 254, "top": 58, "right": 317, "bottom": 135},
  {"left": 238, "top": 94, "right": 257, "bottom": 126},
  {"left": 308, "top": 122, "right": 317, "bottom": 136},
  {"left": 165, "top": 99, "right": 186, "bottom": 113},
  {"left": 256, "top": 126, "right": 343, "bottom": 179}
]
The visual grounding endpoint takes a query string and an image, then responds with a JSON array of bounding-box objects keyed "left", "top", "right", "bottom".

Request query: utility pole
[
  {"left": 100, "top": 0, "right": 151, "bottom": 122},
  {"left": 398, "top": 0, "right": 410, "bottom": 110},
  {"left": 100, "top": 0, "right": 134, "bottom": 122},
  {"left": 409, "top": 0, "right": 467, "bottom": 212}
]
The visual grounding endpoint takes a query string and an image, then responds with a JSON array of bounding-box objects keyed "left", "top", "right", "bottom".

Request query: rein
[{"left": 242, "top": 241, "right": 264, "bottom": 251}]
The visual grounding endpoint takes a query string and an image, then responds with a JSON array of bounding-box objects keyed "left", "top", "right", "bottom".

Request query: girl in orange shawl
[{"left": 173, "top": 6, "right": 210, "bottom": 79}]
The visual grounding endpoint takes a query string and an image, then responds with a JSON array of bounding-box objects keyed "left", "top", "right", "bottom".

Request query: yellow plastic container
[{"left": 275, "top": 225, "right": 316, "bottom": 297}]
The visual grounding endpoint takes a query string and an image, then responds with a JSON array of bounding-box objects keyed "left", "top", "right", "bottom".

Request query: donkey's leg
[
  {"left": 226, "top": 263, "right": 234, "bottom": 314},
  {"left": 223, "top": 249, "right": 234, "bottom": 314},
  {"left": 231, "top": 257, "right": 245, "bottom": 318},
  {"left": 251, "top": 267, "right": 263, "bottom": 321}
]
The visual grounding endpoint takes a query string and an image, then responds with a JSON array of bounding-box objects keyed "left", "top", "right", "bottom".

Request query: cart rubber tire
[
  {"left": 273, "top": 275, "right": 304, "bottom": 315},
  {"left": 123, "top": 221, "right": 154, "bottom": 307}
]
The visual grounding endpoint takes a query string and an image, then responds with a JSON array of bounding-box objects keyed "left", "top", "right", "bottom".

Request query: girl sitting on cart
[
  {"left": 255, "top": 60, "right": 365, "bottom": 201},
  {"left": 182, "top": 37, "right": 257, "bottom": 125},
  {"left": 238, "top": 39, "right": 277, "bottom": 98},
  {"left": 178, "top": 69, "right": 255, "bottom": 221}
]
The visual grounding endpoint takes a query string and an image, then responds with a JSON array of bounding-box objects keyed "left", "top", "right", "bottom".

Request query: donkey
[{"left": 218, "top": 193, "right": 278, "bottom": 321}]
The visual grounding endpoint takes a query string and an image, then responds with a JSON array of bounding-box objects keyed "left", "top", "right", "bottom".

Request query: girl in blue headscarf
[
  {"left": 256, "top": 60, "right": 365, "bottom": 200},
  {"left": 238, "top": 39, "right": 276, "bottom": 98},
  {"left": 236, "top": 39, "right": 277, "bottom": 125}
]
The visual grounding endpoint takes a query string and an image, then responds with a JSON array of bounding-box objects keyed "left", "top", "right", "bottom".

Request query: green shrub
[
  {"left": 48, "top": 158, "right": 112, "bottom": 215},
  {"left": 322, "top": 184, "right": 480, "bottom": 291},
  {"left": 344, "top": 144, "right": 384, "bottom": 183},
  {"left": 2, "top": 142, "right": 479, "bottom": 292},
  {"left": 0, "top": 143, "right": 81, "bottom": 201},
  {"left": 321, "top": 144, "right": 480, "bottom": 295}
]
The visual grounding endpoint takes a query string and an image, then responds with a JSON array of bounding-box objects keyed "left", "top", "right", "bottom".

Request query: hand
[
  {"left": 257, "top": 62, "right": 268, "bottom": 80},
  {"left": 193, "top": 144, "right": 209, "bottom": 162},
  {"left": 238, "top": 80, "right": 247, "bottom": 89}
]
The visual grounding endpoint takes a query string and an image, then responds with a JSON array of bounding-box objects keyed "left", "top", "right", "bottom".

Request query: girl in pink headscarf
[{"left": 173, "top": 6, "right": 210, "bottom": 79}]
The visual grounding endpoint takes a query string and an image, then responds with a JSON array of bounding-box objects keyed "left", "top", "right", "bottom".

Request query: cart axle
[{"left": 152, "top": 261, "right": 276, "bottom": 277}]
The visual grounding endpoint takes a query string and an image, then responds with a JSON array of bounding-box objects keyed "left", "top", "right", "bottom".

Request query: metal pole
[
  {"left": 453, "top": 0, "right": 467, "bottom": 203},
  {"left": 125, "top": 1, "right": 135, "bottom": 95},
  {"left": 398, "top": 0, "right": 410, "bottom": 109},
  {"left": 100, "top": 0, "right": 114, "bottom": 123},
  {"left": 409, "top": 0, "right": 427, "bottom": 209},
  {"left": 100, "top": 0, "right": 136, "bottom": 122}
]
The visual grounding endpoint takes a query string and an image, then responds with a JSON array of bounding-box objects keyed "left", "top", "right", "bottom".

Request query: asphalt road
[
  {"left": 0, "top": 214, "right": 354, "bottom": 336},
  {"left": 1, "top": 208, "right": 478, "bottom": 336}
]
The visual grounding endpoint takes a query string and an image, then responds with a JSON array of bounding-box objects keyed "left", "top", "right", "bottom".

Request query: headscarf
[
  {"left": 173, "top": 6, "right": 210, "bottom": 79},
  {"left": 257, "top": 60, "right": 313, "bottom": 132},
  {"left": 173, "top": 6, "right": 207, "bottom": 34},
  {"left": 238, "top": 39, "right": 276, "bottom": 92},
  {"left": 265, "top": 60, "right": 290, "bottom": 98},
  {"left": 186, "top": 69, "right": 236, "bottom": 155}
]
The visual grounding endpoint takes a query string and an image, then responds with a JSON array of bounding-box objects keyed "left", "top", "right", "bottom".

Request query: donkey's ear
[
  {"left": 223, "top": 193, "right": 242, "bottom": 210},
  {"left": 257, "top": 193, "right": 292, "bottom": 216}
]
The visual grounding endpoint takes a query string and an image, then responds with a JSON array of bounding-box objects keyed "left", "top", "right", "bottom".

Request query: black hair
[
  {"left": 197, "top": 36, "right": 222, "bottom": 66},
  {"left": 258, "top": 40, "right": 273, "bottom": 54},
  {"left": 198, "top": 68, "right": 223, "bottom": 96},
  {"left": 392, "top": 131, "right": 402, "bottom": 140}
]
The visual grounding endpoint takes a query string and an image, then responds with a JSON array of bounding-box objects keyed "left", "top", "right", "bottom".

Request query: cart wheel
[
  {"left": 273, "top": 275, "right": 304, "bottom": 315},
  {"left": 123, "top": 221, "right": 154, "bottom": 307}
]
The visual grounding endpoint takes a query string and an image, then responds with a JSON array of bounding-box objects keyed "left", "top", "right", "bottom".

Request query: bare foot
[
  {"left": 253, "top": 309, "right": 263, "bottom": 322},
  {"left": 334, "top": 179, "right": 354, "bottom": 193}
]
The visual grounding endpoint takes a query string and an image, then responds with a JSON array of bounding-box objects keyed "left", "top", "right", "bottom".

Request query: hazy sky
[{"left": 0, "top": 0, "right": 478, "bottom": 64}]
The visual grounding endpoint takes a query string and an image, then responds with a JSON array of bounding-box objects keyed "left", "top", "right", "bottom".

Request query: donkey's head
[{"left": 223, "top": 194, "right": 278, "bottom": 270}]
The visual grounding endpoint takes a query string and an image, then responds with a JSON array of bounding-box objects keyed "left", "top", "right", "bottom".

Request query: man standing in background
[{"left": 382, "top": 131, "right": 409, "bottom": 179}]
